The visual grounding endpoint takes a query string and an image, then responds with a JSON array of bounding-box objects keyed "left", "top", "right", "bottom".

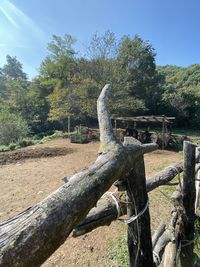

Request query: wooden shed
[{"left": 112, "top": 115, "right": 176, "bottom": 149}]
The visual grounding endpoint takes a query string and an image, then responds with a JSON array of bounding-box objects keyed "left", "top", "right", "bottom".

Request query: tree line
[{"left": 0, "top": 31, "right": 199, "bottom": 144}]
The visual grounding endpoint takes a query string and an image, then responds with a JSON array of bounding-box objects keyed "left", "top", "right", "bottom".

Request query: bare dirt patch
[
  {"left": 0, "top": 138, "right": 182, "bottom": 266},
  {"left": 0, "top": 146, "right": 73, "bottom": 165}
]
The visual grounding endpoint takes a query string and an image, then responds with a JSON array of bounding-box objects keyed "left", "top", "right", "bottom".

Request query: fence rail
[{"left": 0, "top": 84, "right": 199, "bottom": 267}]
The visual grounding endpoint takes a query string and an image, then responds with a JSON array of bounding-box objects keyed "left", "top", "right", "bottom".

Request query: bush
[
  {"left": 8, "top": 143, "right": 17, "bottom": 151},
  {"left": 0, "top": 145, "right": 10, "bottom": 152},
  {"left": 0, "top": 111, "right": 29, "bottom": 145},
  {"left": 18, "top": 139, "right": 34, "bottom": 147}
]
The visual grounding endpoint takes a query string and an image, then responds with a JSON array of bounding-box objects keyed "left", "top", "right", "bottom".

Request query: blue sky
[{"left": 0, "top": 0, "right": 200, "bottom": 79}]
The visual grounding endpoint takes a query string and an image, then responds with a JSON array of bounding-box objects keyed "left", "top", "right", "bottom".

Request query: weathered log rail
[{"left": 0, "top": 84, "right": 200, "bottom": 267}]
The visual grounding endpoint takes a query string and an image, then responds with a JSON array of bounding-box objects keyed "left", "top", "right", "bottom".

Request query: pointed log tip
[
  {"left": 97, "top": 84, "right": 117, "bottom": 148},
  {"left": 97, "top": 84, "right": 111, "bottom": 102}
]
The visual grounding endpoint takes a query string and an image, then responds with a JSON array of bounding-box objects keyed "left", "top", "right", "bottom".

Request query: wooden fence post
[
  {"left": 126, "top": 153, "right": 154, "bottom": 267},
  {"left": 180, "top": 141, "right": 196, "bottom": 267}
]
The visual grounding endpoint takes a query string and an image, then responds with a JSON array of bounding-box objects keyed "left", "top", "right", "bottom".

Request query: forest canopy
[{"left": 0, "top": 31, "right": 200, "bottom": 142}]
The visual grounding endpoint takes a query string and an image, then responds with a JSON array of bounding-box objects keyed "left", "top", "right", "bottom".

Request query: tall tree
[
  {"left": 159, "top": 64, "right": 200, "bottom": 127},
  {"left": 85, "top": 31, "right": 118, "bottom": 86},
  {"left": 39, "top": 34, "right": 77, "bottom": 86},
  {"left": 114, "top": 35, "right": 163, "bottom": 115},
  {"left": 2, "top": 55, "right": 27, "bottom": 80}
]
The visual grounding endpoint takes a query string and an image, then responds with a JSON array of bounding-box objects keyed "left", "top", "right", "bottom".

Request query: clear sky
[{"left": 0, "top": 0, "right": 200, "bottom": 79}]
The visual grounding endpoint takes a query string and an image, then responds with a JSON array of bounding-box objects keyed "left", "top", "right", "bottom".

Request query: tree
[
  {"left": 158, "top": 64, "right": 200, "bottom": 128},
  {"left": 84, "top": 31, "right": 118, "bottom": 87},
  {"left": 76, "top": 78, "right": 100, "bottom": 121},
  {"left": 47, "top": 81, "right": 80, "bottom": 127},
  {"left": 1, "top": 55, "right": 27, "bottom": 80},
  {"left": 39, "top": 34, "right": 77, "bottom": 86},
  {"left": 0, "top": 110, "right": 29, "bottom": 145},
  {"left": 86, "top": 30, "right": 117, "bottom": 60},
  {"left": 37, "top": 34, "right": 80, "bottom": 129},
  {"left": 112, "top": 35, "right": 163, "bottom": 115}
]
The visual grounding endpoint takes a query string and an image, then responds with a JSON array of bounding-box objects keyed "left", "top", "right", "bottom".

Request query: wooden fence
[{"left": 0, "top": 84, "right": 200, "bottom": 267}]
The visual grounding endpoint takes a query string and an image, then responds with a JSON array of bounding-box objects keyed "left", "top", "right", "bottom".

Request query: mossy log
[{"left": 0, "top": 85, "right": 157, "bottom": 267}]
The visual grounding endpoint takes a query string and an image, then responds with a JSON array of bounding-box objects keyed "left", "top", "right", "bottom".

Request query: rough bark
[
  {"left": 153, "top": 230, "right": 170, "bottom": 266},
  {"left": 195, "top": 170, "right": 200, "bottom": 214},
  {"left": 163, "top": 242, "right": 177, "bottom": 267},
  {"left": 180, "top": 141, "right": 196, "bottom": 267},
  {"left": 72, "top": 192, "right": 127, "bottom": 237},
  {"left": 153, "top": 184, "right": 182, "bottom": 266},
  {"left": 196, "top": 147, "right": 200, "bottom": 163},
  {"left": 152, "top": 223, "right": 166, "bottom": 248},
  {"left": 0, "top": 84, "right": 157, "bottom": 267},
  {"left": 97, "top": 84, "right": 116, "bottom": 151},
  {"left": 126, "top": 153, "right": 153, "bottom": 267},
  {"left": 73, "top": 161, "right": 184, "bottom": 237},
  {"left": 146, "top": 162, "right": 183, "bottom": 192}
]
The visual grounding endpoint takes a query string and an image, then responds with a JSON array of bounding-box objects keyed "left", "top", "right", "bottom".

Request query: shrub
[
  {"left": 8, "top": 143, "right": 17, "bottom": 151},
  {"left": 0, "top": 111, "right": 29, "bottom": 145},
  {"left": 18, "top": 139, "right": 34, "bottom": 147},
  {"left": 0, "top": 145, "right": 10, "bottom": 152}
]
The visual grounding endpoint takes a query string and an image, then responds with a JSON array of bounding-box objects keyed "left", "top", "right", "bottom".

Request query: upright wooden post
[
  {"left": 180, "top": 141, "right": 196, "bottom": 267},
  {"left": 161, "top": 116, "right": 165, "bottom": 150},
  {"left": 68, "top": 116, "right": 70, "bottom": 137},
  {"left": 126, "top": 152, "right": 153, "bottom": 267},
  {"left": 114, "top": 119, "right": 117, "bottom": 135}
]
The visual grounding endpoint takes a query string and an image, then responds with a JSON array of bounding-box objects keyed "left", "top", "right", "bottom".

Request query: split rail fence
[{"left": 0, "top": 84, "right": 200, "bottom": 267}]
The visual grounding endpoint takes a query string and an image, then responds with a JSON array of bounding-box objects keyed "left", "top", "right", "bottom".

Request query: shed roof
[{"left": 112, "top": 116, "right": 175, "bottom": 124}]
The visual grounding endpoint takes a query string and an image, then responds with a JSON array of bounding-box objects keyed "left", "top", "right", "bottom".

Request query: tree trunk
[
  {"left": 0, "top": 84, "right": 157, "bottom": 267},
  {"left": 126, "top": 153, "right": 153, "bottom": 267},
  {"left": 180, "top": 141, "right": 196, "bottom": 267},
  {"left": 73, "top": 161, "right": 185, "bottom": 237}
]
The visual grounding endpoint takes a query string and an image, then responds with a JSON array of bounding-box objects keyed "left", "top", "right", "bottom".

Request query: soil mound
[{"left": 0, "top": 147, "right": 73, "bottom": 165}]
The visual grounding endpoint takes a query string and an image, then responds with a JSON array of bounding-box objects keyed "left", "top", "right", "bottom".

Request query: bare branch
[
  {"left": 152, "top": 223, "right": 166, "bottom": 248},
  {"left": 97, "top": 84, "right": 116, "bottom": 151},
  {"left": 146, "top": 162, "right": 183, "bottom": 192},
  {"left": 163, "top": 242, "right": 177, "bottom": 267}
]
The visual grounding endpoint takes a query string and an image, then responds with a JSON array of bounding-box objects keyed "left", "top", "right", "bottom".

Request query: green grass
[
  {"left": 193, "top": 220, "right": 200, "bottom": 266},
  {"left": 0, "top": 130, "right": 66, "bottom": 152},
  {"left": 108, "top": 232, "right": 128, "bottom": 267},
  {"left": 172, "top": 128, "right": 200, "bottom": 138}
]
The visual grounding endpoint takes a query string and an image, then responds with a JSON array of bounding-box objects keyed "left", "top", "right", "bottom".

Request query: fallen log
[
  {"left": 163, "top": 242, "right": 177, "bottom": 267},
  {"left": 153, "top": 198, "right": 180, "bottom": 266},
  {"left": 0, "top": 85, "right": 157, "bottom": 267},
  {"left": 152, "top": 223, "right": 166, "bottom": 248},
  {"left": 146, "top": 162, "right": 183, "bottom": 192},
  {"left": 153, "top": 229, "right": 170, "bottom": 265},
  {"left": 73, "top": 162, "right": 184, "bottom": 237},
  {"left": 72, "top": 192, "right": 127, "bottom": 237}
]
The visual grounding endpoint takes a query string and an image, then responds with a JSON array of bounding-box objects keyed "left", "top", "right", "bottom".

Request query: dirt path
[{"left": 0, "top": 138, "right": 182, "bottom": 266}]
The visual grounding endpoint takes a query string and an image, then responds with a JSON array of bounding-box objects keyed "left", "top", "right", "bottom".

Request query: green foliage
[
  {"left": 116, "top": 35, "right": 163, "bottom": 114},
  {"left": 87, "top": 30, "right": 117, "bottom": 60},
  {"left": 0, "top": 131, "right": 64, "bottom": 152},
  {"left": 0, "top": 111, "right": 29, "bottom": 145},
  {"left": 1, "top": 32, "right": 200, "bottom": 135},
  {"left": 47, "top": 34, "right": 76, "bottom": 60},
  {"left": 108, "top": 233, "right": 128, "bottom": 267},
  {"left": 193, "top": 220, "right": 200, "bottom": 266},
  {"left": 0, "top": 145, "right": 11, "bottom": 152},
  {"left": 1, "top": 55, "right": 27, "bottom": 80},
  {"left": 18, "top": 139, "right": 35, "bottom": 147},
  {"left": 158, "top": 64, "right": 200, "bottom": 128}
]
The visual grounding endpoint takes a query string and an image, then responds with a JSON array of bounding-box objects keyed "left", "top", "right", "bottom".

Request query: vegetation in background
[
  {"left": 0, "top": 130, "right": 65, "bottom": 152},
  {"left": 0, "top": 31, "right": 200, "bottom": 147},
  {"left": 108, "top": 232, "right": 128, "bottom": 267},
  {"left": 0, "top": 110, "right": 29, "bottom": 145}
]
